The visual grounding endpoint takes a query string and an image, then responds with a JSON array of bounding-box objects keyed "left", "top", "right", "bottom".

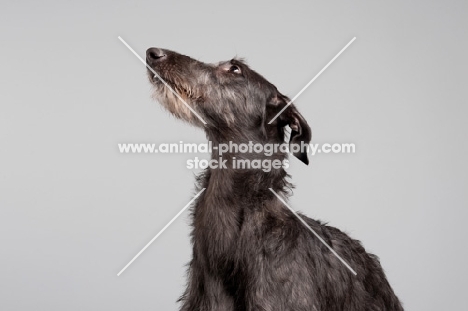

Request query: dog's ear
[{"left": 267, "top": 95, "right": 312, "bottom": 165}]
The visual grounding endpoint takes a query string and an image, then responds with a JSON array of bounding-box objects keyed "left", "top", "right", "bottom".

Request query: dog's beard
[{"left": 150, "top": 83, "right": 205, "bottom": 126}]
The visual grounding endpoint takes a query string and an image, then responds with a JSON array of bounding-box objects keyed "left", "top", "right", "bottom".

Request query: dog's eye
[{"left": 228, "top": 65, "right": 241, "bottom": 74}]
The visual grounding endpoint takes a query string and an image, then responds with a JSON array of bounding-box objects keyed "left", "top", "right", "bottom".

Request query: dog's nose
[{"left": 146, "top": 48, "right": 166, "bottom": 63}]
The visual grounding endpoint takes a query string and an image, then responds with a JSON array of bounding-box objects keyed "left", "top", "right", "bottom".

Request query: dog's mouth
[{"left": 147, "top": 68, "right": 201, "bottom": 101}]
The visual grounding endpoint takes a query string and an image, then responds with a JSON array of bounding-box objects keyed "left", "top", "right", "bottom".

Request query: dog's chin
[
  {"left": 146, "top": 68, "right": 206, "bottom": 127},
  {"left": 150, "top": 88, "right": 205, "bottom": 127}
]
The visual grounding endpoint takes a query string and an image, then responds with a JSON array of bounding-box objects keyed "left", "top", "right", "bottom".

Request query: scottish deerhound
[{"left": 145, "top": 47, "right": 403, "bottom": 311}]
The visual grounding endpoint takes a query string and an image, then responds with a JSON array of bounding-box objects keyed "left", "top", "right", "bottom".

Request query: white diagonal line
[
  {"left": 268, "top": 37, "right": 356, "bottom": 124},
  {"left": 117, "top": 188, "right": 206, "bottom": 276},
  {"left": 269, "top": 188, "right": 357, "bottom": 276},
  {"left": 117, "top": 36, "right": 207, "bottom": 125}
]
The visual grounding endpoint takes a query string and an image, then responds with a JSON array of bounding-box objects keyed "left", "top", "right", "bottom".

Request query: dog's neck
[
  {"left": 192, "top": 146, "right": 292, "bottom": 269},
  {"left": 190, "top": 133, "right": 293, "bottom": 269},
  {"left": 208, "top": 142, "right": 289, "bottom": 192},
  {"left": 206, "top": 128, "right": 288, "bottom": 173},
  {"left": 195, "top": 135, "right": 292, "bottom": 208}
]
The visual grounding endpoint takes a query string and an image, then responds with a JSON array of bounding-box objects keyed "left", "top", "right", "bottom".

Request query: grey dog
[{"left": 145, "top": 47, "right": 403, "bottom": 311}]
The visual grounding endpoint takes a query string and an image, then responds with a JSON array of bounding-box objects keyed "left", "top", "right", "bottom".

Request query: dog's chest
[{"left": 193, "top": 201, "right": 245, "bottom": 270}]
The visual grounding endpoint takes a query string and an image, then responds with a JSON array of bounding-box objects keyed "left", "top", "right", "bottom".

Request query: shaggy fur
[{"left": 145, "top": 47, "right": 403, "bottom": 311}]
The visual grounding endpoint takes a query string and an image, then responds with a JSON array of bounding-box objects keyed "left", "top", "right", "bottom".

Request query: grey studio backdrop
[{"left": 1, "top": 1, "right": 467, "bottom": 310}]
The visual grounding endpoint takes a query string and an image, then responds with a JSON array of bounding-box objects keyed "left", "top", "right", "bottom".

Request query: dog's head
[{"left": 146, "top": 48, "right": 311, "bottom": 164}]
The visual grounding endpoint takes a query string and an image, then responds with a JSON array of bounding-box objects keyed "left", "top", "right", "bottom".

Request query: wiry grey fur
[{"left": 145, "top": 47, "right": 403, "bottom": 311}]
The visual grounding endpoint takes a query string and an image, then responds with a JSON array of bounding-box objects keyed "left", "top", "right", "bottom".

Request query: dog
[{"left": 145, "top": 47, "right": 403, "bottom": 311}]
